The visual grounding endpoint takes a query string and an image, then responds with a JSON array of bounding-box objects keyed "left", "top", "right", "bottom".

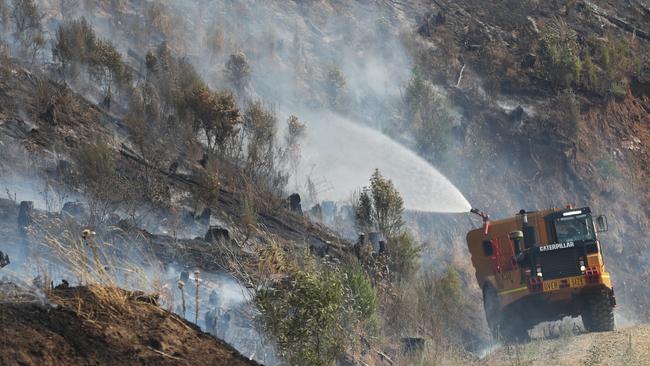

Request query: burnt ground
[
  {"left": 0, "top": 61, "right": 351, "bottom": 272},
  {"left": 0, "top": 285, "right": 260, "bottom": 366}
]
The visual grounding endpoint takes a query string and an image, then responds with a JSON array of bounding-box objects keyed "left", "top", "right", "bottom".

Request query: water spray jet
[{"left": 296, "top": 111, "right": 472, "bottom": 213}]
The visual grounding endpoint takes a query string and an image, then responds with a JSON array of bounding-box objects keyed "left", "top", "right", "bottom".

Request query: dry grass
[
  {"left": 33, "top": 78, "right": 54, "bottom": 114},
  {"left": 22, "top": 219, "right": 169, "bottom": 321}
]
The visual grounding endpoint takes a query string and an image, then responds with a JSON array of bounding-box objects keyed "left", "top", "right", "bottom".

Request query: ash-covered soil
[{"left": 0, "top": 285, "right": 260, "bottom": 366}]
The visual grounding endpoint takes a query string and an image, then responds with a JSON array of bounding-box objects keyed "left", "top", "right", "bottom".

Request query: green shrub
[
  {"left": 282, "top": 114, "right": 306, "bottom": 178},
  {"left": 538, "top": 20, "right": 582, "bottom": 88},
  {"left": 145, "top": 43, "right": 203, "bottom": 118},
  {"left": 596, "top": 155, "right": 619, "bottom": 179},
  {"left": 76, "top": 141, "right": 123, "bottom": 225},
  {"left": 578, "top": 34, "right": 641, "bottom": 95},
  {"left": 324, "top": 63, "right": 348, "bottom": 111},
  {"left": 11, "top": 0, "right": 44, "bottom": 62},
  {"left": 53, "top": 18, "right": 96, "bottom": 78},
  {"left": 53, "top": 18, "right": 131, "bottom": 93},
  {"left": 402, "top": 69, "right": 453, "bottom": 161},
  {"left": 343, "top": 265, "right": 378, "bottom": 326},
  {"left": 414, "top": 266, "right": 469, "bottom": 343},
  {"left": 186, "top": 84, "right": 241, "bottom": 153},
  {"left": 353, "top": 187, "right": 374, "bottom": 234},
  {"left": 369, "top": 169, "right": 405, "bottom": 239},
  {"left": 597, "top": 36, "right": 641, "bottom": 81},
  {"left": 255, "top": 257, "right": 378, "bottom": 366},
  {"left": 353, "top": 170, "right": 421, "bottom": 283},
  {"left": 224, "top": 51, "right": 251, "bottom": 95},
  {"left": 353, "top": 169, "right": 405, "bottom": 239},
  {"left": 241, "top": 101, "right": 289, "bottom": 193},
  {"left": 581, "top": 53, "right": 598, "bottom": 91},
  {"left": 387, "top": 231, "right": 421, "bottom": 283},
  {"left": 609, "top": 80, "right": 627, "bottom": 99},
  {"left": 553, "top": 88, "right": 580, "bottom": 136}
]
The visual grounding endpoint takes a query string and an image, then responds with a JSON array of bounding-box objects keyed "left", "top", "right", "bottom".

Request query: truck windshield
[{"left": 554, "top": 214, "right": 595, "bottom": 242}]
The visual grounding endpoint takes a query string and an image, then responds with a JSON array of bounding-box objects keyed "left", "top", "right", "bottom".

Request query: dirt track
[{"left": 480, "top": 325, "right": 650, "bottom": 366}]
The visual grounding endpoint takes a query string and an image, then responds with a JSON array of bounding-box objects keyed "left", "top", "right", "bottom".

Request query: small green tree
[
  {"left": 144, "top": 43, "right": 203, "bottom": 119},
  {"left": 283, "top": 114, "right": 306, "bottom": 183},
  {"left": 11, "top": 0, "right": 40, "bottom": 39},
  {"left": 224, "top": 51, "right": 251, "bottom": 95},
  {"left": 255, "top": 254, "right": 378, "bottom": 366},
  {"left": 432, "top": 266, "right": 464, "bottom": 335},
  {"left": 11, "top": 0, "right": 44, "bottom": 62},
  {"left": 369, "top": 169, "right": 404, "bottom": 239},
  {"left": 242, "top": 101, "right": 276, "bottom": 180},
  {"left": 52, "top": 18, "right": 95, "bottom": 79},
  {"left": 256, "top": 266, "right": 345, "bottom": 366},
  {"left": 88, "top": 39, "right": 132, "bottom": 99},
  {"left": 343, "top": 265, "right": 378, "bottom": 325},
  {"left": 324, "top": 63, "right": 347, "bottom": 111},
  {"left": 403, "top": 69, "right": 432, "bottom": 122},
  {"left": 352, "top": 170, "right": 406, "bottom": 239},
  {"left": 187, "top": 84, "right": 241, "bottom": 153},
  {"left": 76, "top": 141, "right": 123, "bottom": 226},
  {"left": 415, "top": 266, "right": 467, "bottom": 343},
  {"left": 403, "top": 69, "right": 453, "bottom": 161},
  {"left": 386, "top": 231, "right": 420, "bottom": 282},
  {"left": 52, "top": 18, "right": 131, "bottom": 95},
  {"left": 353, "top": 187, "right": 374, "bottom": 234}
]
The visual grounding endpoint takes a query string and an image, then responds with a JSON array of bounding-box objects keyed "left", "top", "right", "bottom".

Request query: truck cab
[{"left": 466, "top": 207, "right": 615, "bottom": 342}]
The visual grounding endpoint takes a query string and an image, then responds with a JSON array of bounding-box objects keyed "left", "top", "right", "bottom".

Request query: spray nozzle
[
  {"left": 470, "top": 208, "right": 491, "bottom": 235},
  {"left": 470, "top": 208, "right": 489, "bottom": 222}
]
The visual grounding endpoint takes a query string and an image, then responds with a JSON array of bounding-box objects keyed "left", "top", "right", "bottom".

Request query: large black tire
[
  {"left": 483, "top": 286, "right": 529, "bottom": 343},
  {"left": 582, "top": 289, "right": 614, "bottom": 332},
  {"left": 499, "top": 315, "right": 530, "bottom": 343}
]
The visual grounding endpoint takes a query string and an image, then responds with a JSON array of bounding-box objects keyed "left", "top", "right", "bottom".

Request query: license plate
[
  {"left": 543, "top": 276, "right": 585, "bottom": 292},
  {"left": 543, "top": 280, "right": 560, "bottom": 292},
  {"left": 568, "top": 276, "right": 585, "bottom": 287}
]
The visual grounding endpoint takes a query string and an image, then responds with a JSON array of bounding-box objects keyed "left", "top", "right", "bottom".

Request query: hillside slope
[
  {"left": 0, "top": 285, "right": 260, "bottom": 366},
  {"left": 0, "top": 0, "right": 648, "bottom": 364}
]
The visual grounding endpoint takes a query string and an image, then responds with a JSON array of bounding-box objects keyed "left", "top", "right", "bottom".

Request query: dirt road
[{"left": 480, "top": 325, "right": 650, "bottom": 366}]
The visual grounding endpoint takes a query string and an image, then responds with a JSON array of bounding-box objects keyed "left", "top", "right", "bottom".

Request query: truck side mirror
[{"left": 596, "top": 215, "right": 608, "bottom": 232}]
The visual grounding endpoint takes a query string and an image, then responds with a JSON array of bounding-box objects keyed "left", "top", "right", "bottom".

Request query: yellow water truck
[{"left": 467, "top": 206, "right": 615, "bottom": 342}]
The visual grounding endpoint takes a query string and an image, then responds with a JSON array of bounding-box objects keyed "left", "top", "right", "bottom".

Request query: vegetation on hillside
[{"left": 0, "top": 0, "right": 648, "bottom": 365}]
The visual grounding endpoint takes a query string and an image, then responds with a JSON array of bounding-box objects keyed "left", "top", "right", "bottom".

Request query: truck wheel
[
  {"left": 499, "top": 316, "right": 530, "bottom": 343},
  {"left": 483, "top": 286, "right": 529, "bottom": 343},
  {"left": 582, "top": 289, "right": 614, "bottom": 332}
]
